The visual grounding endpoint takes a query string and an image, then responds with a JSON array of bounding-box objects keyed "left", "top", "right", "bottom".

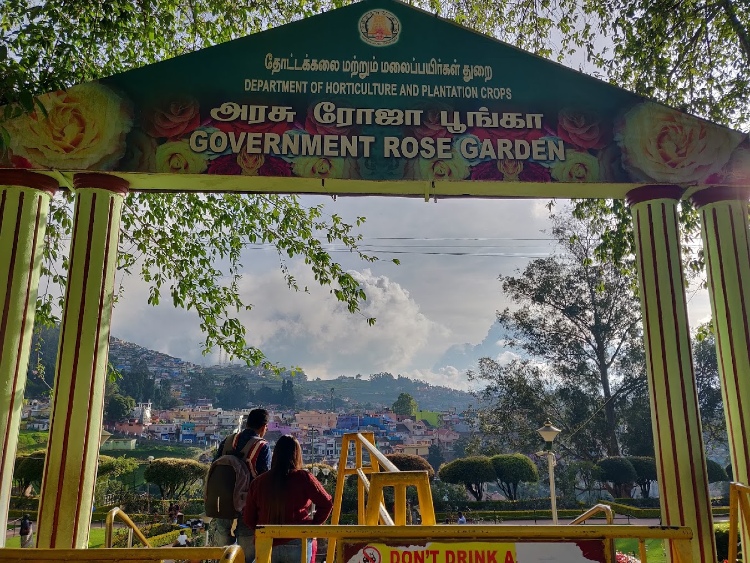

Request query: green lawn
[
  {"left": 5, "top": 528, "right": 107, "bottom": 548},
  {"left": 615, "top": 538, "right": 666, "bottom": 562}
]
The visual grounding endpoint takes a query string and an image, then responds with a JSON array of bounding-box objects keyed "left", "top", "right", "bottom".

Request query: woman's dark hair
[{"left": 267, "top": 435, "right": 303, "bottom": 523}]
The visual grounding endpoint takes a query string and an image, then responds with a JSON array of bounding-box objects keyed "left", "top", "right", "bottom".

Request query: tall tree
[
  {"left": 392, "top": 393, "right": 418, "bottom": 416},
  {"left": 0, "top": 0, "right": 386, "bottom": 368},
  {"left": 492, "top": 213, "right": 643, "bottom": 458}
]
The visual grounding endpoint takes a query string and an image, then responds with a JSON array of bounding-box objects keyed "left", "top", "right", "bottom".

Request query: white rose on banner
[{"left": 616, "top": 102, "right": 743, "bottom": 184}]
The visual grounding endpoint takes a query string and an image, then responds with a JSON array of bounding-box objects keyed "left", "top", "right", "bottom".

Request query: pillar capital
[
  {"left": 690, "top": 186, "right": 750, "bottom": 208},
  {"left": 625, "top": 185, "right": 684, "bottom": 207},
  {"left": 0, "top": 169, "right": 58, "bottom": 195},
  {"left": 72, "top": 173, "right": 129, "bottom": 194}
]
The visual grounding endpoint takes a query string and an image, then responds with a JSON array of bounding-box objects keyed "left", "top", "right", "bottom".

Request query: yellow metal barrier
[
  {"left": 327, "top": 433, "right": 436, "bottom": 562},
  {"left": 728, "top": 481, "right": 750, "bottom": 563},
  {"left": 105, "top": 507, "right": 152, "bottom": 548},
  {"left": 255, "top": 524, "right": 693, "bottom": 563},
  {"left": 569, "top": 504, "right": 615, "bottom": 561},
  {"left": 0, "top": 545, "right": 243, "bottom": 561}
]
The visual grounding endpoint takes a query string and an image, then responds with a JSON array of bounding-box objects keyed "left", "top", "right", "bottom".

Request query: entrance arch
[{"left": 1, "top": 1, "right": 749, "bottom": 560}]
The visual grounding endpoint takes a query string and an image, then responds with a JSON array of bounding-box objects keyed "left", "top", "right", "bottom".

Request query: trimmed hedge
[{"left": 714, "top": 522, "right": 742, "bottom": 562}]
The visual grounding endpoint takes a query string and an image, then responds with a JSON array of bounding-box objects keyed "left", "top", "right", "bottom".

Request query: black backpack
[
  {"left": 20, "top": 519, "right": 30, "bottom": 536},
  {"left": 204, "top": 433, "right": 266, "bottom": 518}
]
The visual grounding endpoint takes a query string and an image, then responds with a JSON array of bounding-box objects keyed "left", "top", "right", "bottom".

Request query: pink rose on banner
[
  {"left": 557, "top": 108, "right": 611, "bottom": 150},
  {"left": 616, "top": 101, "right": 743, "bottom": 183},
  {"left": 551, "top": 150, "right": 600, "bottom": 182},
  {"left": 305, "top": 101, "right": 357, "bottom": 136},
  {"left": 143, "top": 96, "right": 201, "bottom": 139},
  {"left": 259, "top": 156, "right": 293, "bottom": 177},
  {"left": 207, "top": 154, "right": 242, "bottom": 175},
  {"left": 470, "top": 161, "right": 503, "bottom": 180},
  {"left": 519, "top": 162, "right": 552, "bottom": 182}
]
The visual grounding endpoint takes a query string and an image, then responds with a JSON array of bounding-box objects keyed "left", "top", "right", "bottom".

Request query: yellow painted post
[
  {"left": 0, "top": 170, "right": 57, "bottom": 546},
  {"left": 356, "top": 439, "right": 366, "bottom": 523},
  {"left": 692, "top": 186, "right": 750, "bottom": 555},
  {"left": 36, "top": 173, "right": 128, "bottom": 548},
  {"left": 394, "top": 484, "right": 407, "bottom": 525},
  {"left": 627, "top": 185, "right": 716, "bottom": 562}
]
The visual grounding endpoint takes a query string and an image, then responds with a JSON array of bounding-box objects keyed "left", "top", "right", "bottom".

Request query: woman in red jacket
[{"left": 243, "top": 434, "right": 333, "bottom": 563}]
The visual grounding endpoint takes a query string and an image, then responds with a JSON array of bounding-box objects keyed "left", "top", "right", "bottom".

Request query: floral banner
[{"left": 2, "top": 0, "right": 748, "bottom": 187}]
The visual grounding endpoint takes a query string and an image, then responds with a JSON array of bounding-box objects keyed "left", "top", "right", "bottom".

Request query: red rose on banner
[
  {"left": 470, "top": 161, "right": 504, "bottom": 180},
  {"left": 469, "top": 126, "right": 545, "bottom": 144},
  {"left": 557, "top": 108, "right": 611, "bottom": 150},
  {"left": 211, "top": 119, "right": 293, "bottom": 137},
  {"left": 207, "top": 154, "right": 242, "bottom": 175},
  {"left": 259, "top": 156, "right": 293, "bottom": 177},
  {"left": 143, "top": 96, "right": 201, "bottom": 139},
  {"left": 409, "top": 104, "right": 453, "bottom": 140},
  {"left": 519, "top": 162, "right": 552, "bottom": 182}
]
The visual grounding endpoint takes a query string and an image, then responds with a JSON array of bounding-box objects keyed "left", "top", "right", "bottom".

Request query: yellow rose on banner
[
  {"left": 155, "top": 141, "right": 208, "bottom": 174},
  {"left": 410, "top": 153, "right": 470, "bottom": 180},
  {"left": 238, "top": 151, "right": 265, "bottom": 176},
  {"left": 293, "top": 156, "right": 355, "bottom": 178},
  {"left": 5, "top": 82, "right": 133, "bottom": 170},
  {"left": 616, "top": 101, "right": 743, "bottom": 184},
  {"left": 551, "top": 150, "right": 600, "bottom": 182}
]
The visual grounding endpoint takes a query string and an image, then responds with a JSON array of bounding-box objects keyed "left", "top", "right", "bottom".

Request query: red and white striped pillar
[
  {"left": 0, "top": 170, "right": 57, "bottom": 546},
  {"left": 692, "top": 186, "right": 750, "bottom": 552},
  {"left": 37, "top": 173, "right": 128, "bottom": 549},
  {"left": 627, "top": 185, "right": 715, "bottom": 562}
]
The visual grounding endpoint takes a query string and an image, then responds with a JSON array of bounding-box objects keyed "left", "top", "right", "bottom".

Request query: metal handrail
[
  {"left": 570, "top": 504, "right": 615, "bottom": 562},
  {"left": 0, "top": 545, "right": 244, "bottom": 561},
  {"left": 569, "top": 503, "right": 614, "bottom": 525},
  {"left": 104, "top": 506, "right": 152, "bottom": 548},
  {"left": 327, "top": 432, "right": 437, "bottom": 563},
  {"left": 728, "top": 481, "right": 750, "bottom": 563}
]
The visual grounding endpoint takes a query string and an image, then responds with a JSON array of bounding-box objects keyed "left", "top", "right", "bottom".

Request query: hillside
[{"left": 110, "top": 340, "right": 475, "bottom": 411}]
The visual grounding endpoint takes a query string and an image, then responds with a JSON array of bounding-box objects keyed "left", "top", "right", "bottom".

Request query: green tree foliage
[
  {"left": 144, "top": 457, "right": 208, "bottom": 499},
  {"left": 490, "top": 454, "right": 539, "bottom": 501},
  {"left": 693, "top": 327, "right": 727, "bottom": 447},
  {"left": 13, "top": 450, "right": 45, "bottom": 491},
  {"left": 627, "top": 456, "right": 657, "bottom": 498},
  {"left": 97, "top": 455, "right": 139, "bottom": 481},
  {"left": 0, "top": 0, "right": 385, "bottom": 368},
  {"left": 496, "top": 214, "right": 643, "bottom": 457},
  {"left": 471, "top": 212, "right": 645, "bottom": 460},
  {"left": 104, "top": 393, "right": 136, "bottom": 422},
  {"left": 438, "top": 456, "right": 495, "bottom": 501},
  {"left": 215, "top": 374, "right": 253, "bottom": 409},
  {"left": 385, "top": 453, "right": 435, "bottom": 480},
  {"left": 392, "top": 393, "right": 419, "bottom": 416},
  {"left": 118, "top": 360, "right": 156, "bottom": 404},
  {"left": 706, "top": 459, "right": 729, "bottom": 483},
  {"left": 597, "top": 456, "right": 637, "bottom": 498},
  {"left": 427, "top": 445, "right": 444, "bottom": 472}
]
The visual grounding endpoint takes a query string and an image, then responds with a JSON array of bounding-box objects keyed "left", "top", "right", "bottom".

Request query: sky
[{"left": 110, "top": 195, "right": 714, "bottom": 392}]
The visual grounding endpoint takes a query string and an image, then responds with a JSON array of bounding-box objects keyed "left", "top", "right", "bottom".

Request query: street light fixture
[
  {"left": 536, "top": 420, "right": 561, "bottom": 524},
  {"left": 146, "top": 456, "right": 154, "bottom": 516}
]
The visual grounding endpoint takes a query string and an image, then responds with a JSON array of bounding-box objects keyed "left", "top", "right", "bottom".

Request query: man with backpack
[
  {"left": 19, "top": 514, "right": 33, "bottom": 548},
  {"left": 205, "top": 408, "right": 271, "bottom": 562}
]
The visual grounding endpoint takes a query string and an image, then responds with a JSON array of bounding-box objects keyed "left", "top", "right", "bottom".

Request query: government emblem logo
[{"left": 359, "top": 9, "right": 400, "bottom": 46}]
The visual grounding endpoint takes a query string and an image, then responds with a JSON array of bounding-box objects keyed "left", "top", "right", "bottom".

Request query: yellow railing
[
  {"left": 327, "top": 432, "right": 436, "bottom": 562},
  {"left": 728, "top": 481, "right": 750, "bottom": 563},
  {"left": 255, "top": 524, "right": 693, "bottom": 563},
  {"left": 104, "top": 507, "right": 152, "bottom": 548},
  {"left": 569, "top": 504, "right": 615, "bottom": 561},
  {"left": 0, "top": 545, "right": 243, "bottom": 561}
]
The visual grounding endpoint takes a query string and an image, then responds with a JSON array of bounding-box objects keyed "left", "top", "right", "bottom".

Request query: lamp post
[
  {"left": 536, "top": 420, "right": 561, "bottom": 524},
  {"left": 146, "top": 456, "right": 154, "bottom": 516}
]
